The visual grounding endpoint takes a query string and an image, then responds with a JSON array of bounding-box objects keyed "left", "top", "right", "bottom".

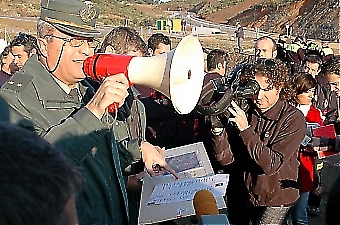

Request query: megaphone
[{"left": 83, "top": 35, "right": 204, "bottom": 114}]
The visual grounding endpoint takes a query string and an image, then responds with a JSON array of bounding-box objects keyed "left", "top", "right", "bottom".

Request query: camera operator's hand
[
  {"left": 209, "top": 115, "right": 224, "bottom": 129},
  {"left": 228, "top": 101, "right": 249, "bottom": 131},
  {"left": 209, "top": 115, "right": 225, "bottom": 135},
  {"left": 86, "top": 74, "right": 129, "bottom": 119}
]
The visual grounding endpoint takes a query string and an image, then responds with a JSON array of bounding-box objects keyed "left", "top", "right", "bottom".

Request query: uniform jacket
[
  {"left": 213, "top": 101, "right": 306, "bottom": 207},
  {"left": 0, "top": 55, "right": 131, "bottom": 225}
]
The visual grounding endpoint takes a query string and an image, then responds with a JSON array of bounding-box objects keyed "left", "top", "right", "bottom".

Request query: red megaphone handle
[
  {"left": 107, "top": 69, "right": 131, "bottom": 114},
  {"left": 108, "top": 103, "right": 119, "bottom": 114}
]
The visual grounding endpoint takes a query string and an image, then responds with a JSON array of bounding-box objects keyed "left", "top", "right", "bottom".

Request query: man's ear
[
  {"left": 273, "top": 50, "right": 277, "bottom": 58},
  {"left": 30, "top": 48, "right": 37, "bottom": 56},
  {"left": 105, "top": 45, "right": 116, "bottom": 54},
  {"left": 37, "top": 38, "right": 48, "bottom": 58},
  {"left": 217, "top": 62, "right": 223, "bottom": 70}
]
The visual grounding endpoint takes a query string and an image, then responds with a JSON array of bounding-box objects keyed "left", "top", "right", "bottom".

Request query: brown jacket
[{"left": 214, "top": 101, "right": 306, "bottom": 207}]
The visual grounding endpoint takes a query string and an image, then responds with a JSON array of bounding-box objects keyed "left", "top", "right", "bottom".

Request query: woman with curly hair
[{"left": 211, "top": 58, "right": 306, "bottom": 225}]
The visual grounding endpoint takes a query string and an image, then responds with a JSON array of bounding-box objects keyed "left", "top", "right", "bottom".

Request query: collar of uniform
[
  {"left": 22, "top": 55, "right": 86, "bottom": 102},
  {"left": 254, "top": 100, "right": 284, "bottom": 121},
  {"left": 130, "top": 85, "right": 140, "bottom": 97},
  {"left": 51, "top": 76, "right": 80, "bottom": 95}
]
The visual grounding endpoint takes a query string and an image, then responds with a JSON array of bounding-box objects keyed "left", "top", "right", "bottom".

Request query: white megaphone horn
[{"left": 83, "top": 35, "right": 205, "bottom": 114}]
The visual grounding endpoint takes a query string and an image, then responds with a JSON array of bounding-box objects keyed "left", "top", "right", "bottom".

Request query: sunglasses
[{"left": 256, "top": 58, "right": 276, "bottom": 67}]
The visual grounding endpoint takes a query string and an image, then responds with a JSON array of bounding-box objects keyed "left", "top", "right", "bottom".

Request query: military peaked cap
[{"left": 40, "top": 0, "right": 102, "bottom": 38}]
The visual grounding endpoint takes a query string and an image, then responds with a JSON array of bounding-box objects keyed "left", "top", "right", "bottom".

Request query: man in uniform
[{"left": 0, "top": 0, "right": 176, "bottom": 224}]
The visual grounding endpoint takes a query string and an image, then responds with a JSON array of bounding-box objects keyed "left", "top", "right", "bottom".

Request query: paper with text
[{"left": 146, "top": 174, "right": 229, "bottom": 205}]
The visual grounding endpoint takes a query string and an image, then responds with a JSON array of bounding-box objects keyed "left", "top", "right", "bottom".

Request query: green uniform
[
  {"left": 114, "top": 86, "right": 146, "bottom": 225},
  {"left": 0, "top": 55, "right": 131, "bottom": 225}
]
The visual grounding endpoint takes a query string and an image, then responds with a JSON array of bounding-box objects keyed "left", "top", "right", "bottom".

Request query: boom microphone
[{"left": 193, "top": 189, "right": 230, "bottom": 225}]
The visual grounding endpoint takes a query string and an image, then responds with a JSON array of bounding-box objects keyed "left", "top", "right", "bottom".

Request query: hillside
[
  {"left": 226, "top": 0, "right": 340, "bottom": 41},
  {"left": 202, "top": 0, "right": 339, "bottom": 41}
]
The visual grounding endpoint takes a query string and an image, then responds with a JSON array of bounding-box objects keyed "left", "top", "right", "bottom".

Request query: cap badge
[{"left": 79, "top": 1, "right": 97, "bottom": 23}]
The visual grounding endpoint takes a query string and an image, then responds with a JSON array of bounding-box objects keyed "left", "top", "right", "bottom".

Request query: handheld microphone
[
  {"left": 193, "top": 189, "right": 219, "bottom": 220},
  {"left": 193, "top": 189, "right": 229, "bottom": 225}
]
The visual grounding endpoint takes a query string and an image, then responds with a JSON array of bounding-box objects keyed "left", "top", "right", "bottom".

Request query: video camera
[{"left": 195, "top": 67, "right": 259, "bottom": 119}]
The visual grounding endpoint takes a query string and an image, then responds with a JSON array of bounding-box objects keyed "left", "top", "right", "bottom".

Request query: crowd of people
[{"left": 0, "top": 0, "right": 339, "bottom": 225}]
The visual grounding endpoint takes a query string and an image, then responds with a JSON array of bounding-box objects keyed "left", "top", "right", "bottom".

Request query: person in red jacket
[{"left": 290, "top": 72, "right": 323, "bottom": 224}]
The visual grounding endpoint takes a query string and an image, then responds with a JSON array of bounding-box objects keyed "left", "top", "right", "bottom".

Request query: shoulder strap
[{"left": 1, "top": 73, "right": 33, "bottom": 97}]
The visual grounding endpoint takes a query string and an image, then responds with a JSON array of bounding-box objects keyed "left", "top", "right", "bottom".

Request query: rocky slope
[{"left": 222, "top": 0, "right": 339, "bottom": 41}]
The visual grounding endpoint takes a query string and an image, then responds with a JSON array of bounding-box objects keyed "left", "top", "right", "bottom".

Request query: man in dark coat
[{"left": 0, "top": 0, "right": 175, "bottom": 224}]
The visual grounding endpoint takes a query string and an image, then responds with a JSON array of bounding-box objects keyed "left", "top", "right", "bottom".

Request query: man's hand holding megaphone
[{"left": 86, "top": 73, "right": 129, "bottom": 119}]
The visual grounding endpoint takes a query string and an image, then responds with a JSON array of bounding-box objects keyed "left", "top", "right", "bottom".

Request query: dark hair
[
  {"left": 322, "top": 55, "right": 340, "bottom": 76},
  {"left": 0, "top": 45, "right": 11, "bottom": 66},
  {"left": 10, "top": 32, "right": 38, "bottom": 55},
  {"left": 147, "top": 33, "right": 171, "bottom": 52},
  {"left": 0, "top": 123, "right": 83, "bottom": 225},
  {"left": 98, "top": 26, "right": 148, "bottom": 56},
  {"left": 206, "top": 49, "right": 228, "bottom": 71},
  {"left": 291, "top": 72, "right": 317, "bottom": 103},
  {"left": 255, "top": 36, "right": 277, "bottom": 51},
  {"left": 241, "top": 58, "right": 292, "bottom": 101},
  {"left": 303, "top": 54, "right": 322, "bottom": 66}
]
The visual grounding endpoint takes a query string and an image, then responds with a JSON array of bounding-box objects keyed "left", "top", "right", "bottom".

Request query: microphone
[
  {"left": 193, "top": 189, "right": 219, "bottom": 219},
  {"left": 193, "top": 189, "right": 230, "bottom": 225}
]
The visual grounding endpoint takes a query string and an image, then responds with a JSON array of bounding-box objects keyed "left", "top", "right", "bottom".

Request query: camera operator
[{"left": 210, "top": 58, "right": 306, "bottom": 224}]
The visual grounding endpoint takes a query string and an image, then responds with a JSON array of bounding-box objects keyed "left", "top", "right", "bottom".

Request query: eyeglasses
[
  {"left": 256, "top": 58, "right": 276, "bottom": 67},
  {"left": 45, "top": 35, "right": 100, "bottom": 49}
]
